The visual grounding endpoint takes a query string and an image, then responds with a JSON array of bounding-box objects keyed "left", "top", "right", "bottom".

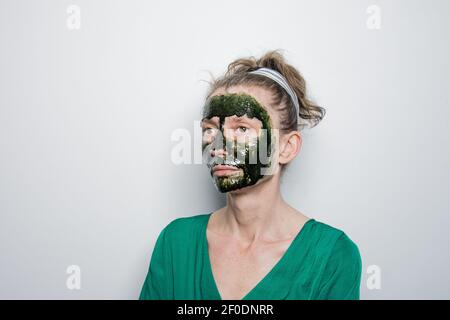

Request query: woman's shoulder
[
  {"left": 165, "top": 212, "right": 210, "bottom": 229},
  {"left": 159, "top": 212, "right": 211, "bottom": 242},
  {"left": 307, "top": 219, "right": 362, "bottom": 299},
  {"left": 308, "top": 219, "right": 361, "bottom": 263}
]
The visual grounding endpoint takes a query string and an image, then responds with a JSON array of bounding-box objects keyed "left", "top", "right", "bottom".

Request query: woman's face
[{"left": 201, "top": 86, "right": 280, "bottom": 193}]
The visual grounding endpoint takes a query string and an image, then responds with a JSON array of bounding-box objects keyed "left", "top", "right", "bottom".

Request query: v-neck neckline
[{"left": 202, "top": 212, "right": 315, "bottom": 300}]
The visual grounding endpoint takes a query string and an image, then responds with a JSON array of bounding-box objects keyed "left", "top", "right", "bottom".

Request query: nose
[
  {"left": 208, "top": 128, "right": 238, "bottom": 160},
  {"left": 211, "top": 148, "right": 227, "bottom": 158}
]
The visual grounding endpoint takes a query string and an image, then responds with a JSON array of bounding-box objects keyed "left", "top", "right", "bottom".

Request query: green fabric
[{"left": 139, "top": 212, "right": 362, "bottom": 300}]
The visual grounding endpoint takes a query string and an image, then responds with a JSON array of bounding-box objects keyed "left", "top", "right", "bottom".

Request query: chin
[
  {"left": 218, "top": 177, "right": 262, "bottom": 194},
  {"left": 227, "top": 187, "right": 247, "bottom": 194}
]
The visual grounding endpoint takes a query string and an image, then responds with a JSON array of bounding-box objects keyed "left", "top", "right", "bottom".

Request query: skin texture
[
  {"left": 201, "top": 93, "right": 275, "bottom": 193},
  {"left": 201, "top": 85, "right": 307, "bottom": 300}
]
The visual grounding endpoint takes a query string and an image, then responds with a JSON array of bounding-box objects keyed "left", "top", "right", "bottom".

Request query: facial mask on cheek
[{"left": 201, "top": 93, "right": 274, "bottom": 193}]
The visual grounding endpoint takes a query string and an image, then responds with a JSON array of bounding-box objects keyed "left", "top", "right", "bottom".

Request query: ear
[{"left": 278, "top": 131, "right": 302, "bottom": 165}]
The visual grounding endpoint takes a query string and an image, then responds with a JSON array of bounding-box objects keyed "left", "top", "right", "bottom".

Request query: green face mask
[{"left": 201, "top": 93, "right": 275, "bottom": 193}]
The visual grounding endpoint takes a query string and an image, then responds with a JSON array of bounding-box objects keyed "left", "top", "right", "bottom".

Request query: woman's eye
[
  {"left": 236, "top": 126, "right": 249, "bottom": 133},
  {"left": 204, "top": 127, "right": 217, "bottom": 135}
]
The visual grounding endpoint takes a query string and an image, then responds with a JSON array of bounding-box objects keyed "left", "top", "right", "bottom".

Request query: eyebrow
[
  {"left": 230, "top": 117, "right": 252, "bottom": 123},
  {"left": 226, "top": 117, "right": 257, "bottom": 126},
  {"left": 201, "top": 118, "right": 218, "bottom": 126}
]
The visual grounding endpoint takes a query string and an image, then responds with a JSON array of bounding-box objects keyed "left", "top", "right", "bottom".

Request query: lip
[
  {"left": 212, "top": 165, "right": 240, "bottom": 176},
  {"left": 213, "top": 164, "right": 239, "bottom": 172}
]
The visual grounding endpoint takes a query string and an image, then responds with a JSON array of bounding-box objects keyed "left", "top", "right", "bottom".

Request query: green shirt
[{"left": 139, "top": 212, "right": 362, "bottom": 300}]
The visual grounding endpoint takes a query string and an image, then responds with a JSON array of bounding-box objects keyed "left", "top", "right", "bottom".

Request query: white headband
[{"left": 248, "top": 67, "right": 301, "bottom": 125}]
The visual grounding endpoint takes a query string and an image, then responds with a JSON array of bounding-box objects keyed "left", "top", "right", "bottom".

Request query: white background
[{"left": 1, "top": 0, "right": 449, "bottom": 299}]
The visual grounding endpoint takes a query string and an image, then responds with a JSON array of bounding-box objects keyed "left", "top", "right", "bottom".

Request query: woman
[{"left": 139, "top": 50, "right": 362, "bottom": 300}]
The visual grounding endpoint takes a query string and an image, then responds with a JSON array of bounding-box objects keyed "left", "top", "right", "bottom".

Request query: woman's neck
[{"left": 218, "top": 174, "right": 303, "bottom": 244}]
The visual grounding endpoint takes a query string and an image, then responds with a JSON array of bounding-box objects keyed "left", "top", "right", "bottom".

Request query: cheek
[
  {"left": 201, "top": 130, "right": 220, "bottom": 153},
  {"left": 201, "top": 136, "right": 211, "bottom": 151},
  {"left": 232, "top": 137, "right": 259, "bottom": 166}
]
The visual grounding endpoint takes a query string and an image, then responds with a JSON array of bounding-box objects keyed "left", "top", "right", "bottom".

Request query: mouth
[{"left": 212, "top": 164, "right": 241, "bottom": 176}]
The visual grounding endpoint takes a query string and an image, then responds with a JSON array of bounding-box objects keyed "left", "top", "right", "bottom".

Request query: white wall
[{"left": 1, "top": 0, "right": 449, "bottom": 299}]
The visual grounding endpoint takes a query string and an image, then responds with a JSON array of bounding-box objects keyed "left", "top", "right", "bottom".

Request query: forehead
[
  {"left": 211, "top": 85, "right": 273, "bottom": 105},
  {"left": 205, "top": 85, "right": 277, "bottom": 121}
]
